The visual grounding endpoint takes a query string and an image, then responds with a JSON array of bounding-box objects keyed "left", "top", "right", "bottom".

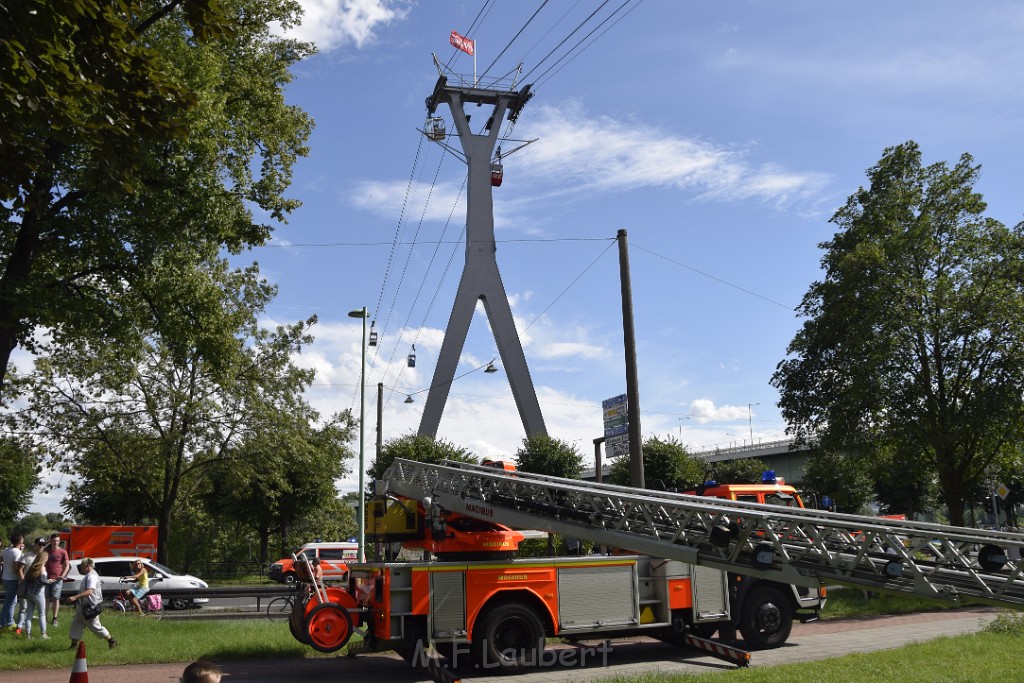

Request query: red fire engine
[
  {"left": 286, "top": 459, "right": 1024, "bottom": 676},
  {"left": 286, "top": 461, "right": 826, "bottom": 670}
]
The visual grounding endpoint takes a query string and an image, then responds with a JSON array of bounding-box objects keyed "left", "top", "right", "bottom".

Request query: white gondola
[
  {"left": 426, "top": 117, "right": 446, "bottom": 141},
  {"left": 368, "top": 321, "right": 378, "bottom": 347},
  {"left": 407, "top": 344, "right": 416, "bottom": 368}
]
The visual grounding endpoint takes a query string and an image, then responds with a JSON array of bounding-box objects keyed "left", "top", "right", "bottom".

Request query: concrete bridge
[{"left": 586, "top": 438, "right": 815, "bottom": 486}]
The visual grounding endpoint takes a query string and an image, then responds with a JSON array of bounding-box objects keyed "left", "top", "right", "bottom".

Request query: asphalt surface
[{"left": 4, "top": 606, "right": 1000, "bottom": 683}]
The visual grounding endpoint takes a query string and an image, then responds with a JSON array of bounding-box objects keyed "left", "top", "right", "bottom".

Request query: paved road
[{"left": 6, "top": 607, "right": 1000, "bottom": 683}]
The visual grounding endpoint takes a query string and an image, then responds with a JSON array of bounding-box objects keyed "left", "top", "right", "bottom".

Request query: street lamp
[
  {"left": 348, "top": 307, "right": 369, "bottom": 563},
  {"left": 748, "top": 403, "right": 759, "bottom": 445}
]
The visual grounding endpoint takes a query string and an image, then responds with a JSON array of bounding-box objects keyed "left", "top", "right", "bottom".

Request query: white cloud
[
  {"left": 687, "top": 398, "right": 749, "bottom": 423},
  {"left": 349, "top": 102, "right": 830, "bottom": 223},
  {"left": 515, "top": 102, "right": 829, "bottom": 206},
  {"left": 273, "top": 0, "right": 410, "bottom": 52}
]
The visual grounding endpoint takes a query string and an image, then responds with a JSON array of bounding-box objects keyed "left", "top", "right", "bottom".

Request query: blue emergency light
[{"left": 761, "top": 470, "right": 777, "bottom": 484}]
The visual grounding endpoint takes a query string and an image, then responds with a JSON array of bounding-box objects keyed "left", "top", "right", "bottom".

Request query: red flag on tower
[{"left": 450, "top": 30, "right": 475, "bottom": 56}]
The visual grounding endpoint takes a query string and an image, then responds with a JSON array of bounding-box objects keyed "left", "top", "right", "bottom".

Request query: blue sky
[{"left": 28, "top": 1, "right": 1024, "bottom": 511}]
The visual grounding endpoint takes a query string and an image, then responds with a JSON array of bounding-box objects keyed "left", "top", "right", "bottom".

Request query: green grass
[
  {"left": 820, "top": 584, "right": 981, "bottom": 619},
  {"left": 0, "top": 614, "right": 313, "bottom": 670},
  {"left": 1, "top": 591, "right": 1015, "bottom": 679},
  {"left": 605, "top": 628, "right": 1024, "bottom": 683}
]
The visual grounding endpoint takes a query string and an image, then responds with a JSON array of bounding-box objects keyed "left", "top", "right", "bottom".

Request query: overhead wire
[
  {"left": 519, "top": 0, "right": 612, "bottom": 84},
  {"left": 367, "top": 1, "right": 650, "bottom": 414},
  {"left": 404, "top": 237, "right": 618, "bottom": 399},
  {"left": 533, "top": 0, "right": 644, "bottom": 89},
  {"left": 632, "top": 242, "right": 797, "bottom": 311},
  {"left": 477, "top": 0, "right": 550, "bottom": 82}
]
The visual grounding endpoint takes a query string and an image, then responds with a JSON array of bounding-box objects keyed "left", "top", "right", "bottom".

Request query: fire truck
[
  {"left": 286, "top": 459, "right": 1024, "bottom": 673},
  {"left": 58, "top": 525, "right": 158, "bottom": 560}
]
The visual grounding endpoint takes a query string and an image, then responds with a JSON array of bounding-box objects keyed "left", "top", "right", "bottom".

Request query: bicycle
[
  {"left": 266, "top": 594, "right": 295, "bottom": 621},
  {"left": 112, "top": 578, "right": 163, "bottom": 620}
]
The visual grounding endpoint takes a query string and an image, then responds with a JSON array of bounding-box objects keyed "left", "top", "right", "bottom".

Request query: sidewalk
[{"left": 4, "top": 607, "right": 1000, "bottom": 683}]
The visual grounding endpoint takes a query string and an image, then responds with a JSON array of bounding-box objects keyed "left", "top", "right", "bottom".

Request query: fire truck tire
[
  {"left": 305, "top": 602, "right": 353, "bottom": 653},
  {"left": 471, "top": 602, "right": 545, "bottom": 670},
  {"left": 738, "top": 585, "right": 792, "bottom": 649},
  {"left": 289, "top": 608, "right": 311, "bottom": 644}
]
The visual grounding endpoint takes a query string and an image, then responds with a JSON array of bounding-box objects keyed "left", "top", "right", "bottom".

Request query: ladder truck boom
[{"left": 381, "top": 458, "right": 1024, "bottom": 610}]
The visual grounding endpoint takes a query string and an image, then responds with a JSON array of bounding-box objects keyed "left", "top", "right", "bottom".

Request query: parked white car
[{"left": 62, "top": 556, "right": 209, "bottom": 610}]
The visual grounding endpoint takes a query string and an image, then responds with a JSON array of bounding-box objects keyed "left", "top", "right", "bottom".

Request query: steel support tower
[{"left": 417, "top": 75, "right": 546, "bottom": 438}]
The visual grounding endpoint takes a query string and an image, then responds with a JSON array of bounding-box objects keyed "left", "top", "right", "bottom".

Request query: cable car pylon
[{"left": 417, "top": 62, "right": 542, "bottom": 439}]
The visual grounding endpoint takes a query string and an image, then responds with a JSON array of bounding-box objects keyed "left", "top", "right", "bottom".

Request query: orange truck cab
[{"left": 683, "top": 470, "right": 804, "bottom": 508}]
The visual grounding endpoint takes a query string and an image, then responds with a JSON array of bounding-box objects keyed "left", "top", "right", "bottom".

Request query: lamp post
[
  {"left": 348, "top": 307, "right": 369, "bottom": 563},
  {"left": 748, "top": 403, "right": 759, "bottom": 445}
]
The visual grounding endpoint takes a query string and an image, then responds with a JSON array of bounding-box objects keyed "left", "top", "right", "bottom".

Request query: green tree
[
  {"left": 870, "top": 444, "right": 938, "bottom": 519},
  {"left": 205, "top": 411, "right": 355, "bottom": 563},
  {"left": 514, "top": 435, "right": 584, "bottom": 479},
  {"left": 20, "top": 261, "right": 320, "bottom": 565},
  {"left": 608, "top": 436, "right": 703, "bottom": 490},
  {"left": 772, "top": 142, "right": 1024, "bottom": 526},
  {"left": 369, "top": 434, "right": 476, "bottom": 481},
  {"left": 0, "top": 0, "right": 313, "bottom": 394},
  {"left": 0, "top": 437, "right": 39, "bottom": 527},
  {"left": 798, "top": 449, "right": 875, "bottom": 514},
  {"left": 712, "top": 458, "right": 767, "bottom": 485},
  {"left": 514, "top": 435, "right": 584, "bottom": 554}
]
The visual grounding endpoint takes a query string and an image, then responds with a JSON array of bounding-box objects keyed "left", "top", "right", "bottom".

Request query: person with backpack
[{"left": 16, "top": 549, "right": 49, "bottom": 639}]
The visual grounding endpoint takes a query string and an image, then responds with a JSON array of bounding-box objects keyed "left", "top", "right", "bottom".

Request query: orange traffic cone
[{"left": 69, "top": 641, "right": 88, "bottom": 683}]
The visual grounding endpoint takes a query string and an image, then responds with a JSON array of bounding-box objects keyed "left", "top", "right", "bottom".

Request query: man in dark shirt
[{"left": 44, "top": 533, "right": 69, "bottom": 628}]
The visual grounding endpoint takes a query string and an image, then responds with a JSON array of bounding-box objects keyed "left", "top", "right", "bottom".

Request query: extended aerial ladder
[{"left": 381, "top": 458, "right": 1024, "bottom": 610}]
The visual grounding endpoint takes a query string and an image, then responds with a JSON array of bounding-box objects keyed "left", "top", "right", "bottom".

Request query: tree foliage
[
  {"left": 0, "top": 437, "right": 41, "bottom": 527},
  {"left": 0, "top": 0, "right": 314, "bottom": 393},
  {"left": 514, "top": 435, "right": 584, "bottom": 479},
  {"left": 369, "top": 434, "right": 477, "bottom": 481},
  {"left": 710, "top": 458, "right": 767, "bottom": 485},
  {"left": 18, "top": 258, "right": 322, "bottom": 565},
  {"left": 797, "top": 449, "right": 875, "bottom": 515},
  {"left": 772, "top": 142, "right": 1024, "bottom": 526},
  {"left": 608, "top": 436, "right": 703, "bottom": 490},
  {"left": 204, "top": 411, "right": 355, "bottom": 563}
]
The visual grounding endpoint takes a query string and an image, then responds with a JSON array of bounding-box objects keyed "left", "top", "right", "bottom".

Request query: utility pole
[
  {"left": 417, "top": 69, "right": 546, "bottom": 439},
  {"left": 617, "top": 229, "right": 644, "bottom": 488}
]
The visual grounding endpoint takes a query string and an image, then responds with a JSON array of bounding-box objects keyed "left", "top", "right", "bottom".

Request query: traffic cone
[{"left": 69, "top": 641, "right": 88, "bottom": 683}]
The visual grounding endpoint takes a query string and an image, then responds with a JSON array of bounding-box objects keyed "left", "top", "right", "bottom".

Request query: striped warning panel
[{"left": 684, "top": 633, "right": 751, "bottom": 668}]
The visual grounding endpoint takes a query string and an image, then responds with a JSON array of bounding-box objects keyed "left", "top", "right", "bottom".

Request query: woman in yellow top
[{"left": 120, "top": 559, "right": 150, "bottom": 615}]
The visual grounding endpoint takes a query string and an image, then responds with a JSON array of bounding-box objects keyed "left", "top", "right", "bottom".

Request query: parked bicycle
[
  {"left": 112, "top": 578, "right": 163, "bottom": 620},
  {"left": 266, "top": 594, "right": 295, "bottom": 621}
]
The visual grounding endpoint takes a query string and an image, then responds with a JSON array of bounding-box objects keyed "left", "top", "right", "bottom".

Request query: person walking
[
  {"left": 0, "top": 534, "right": 24, "bottom": 631},
  {"left": 16, "top": 550, "right": 49, "bottom": 639},
  {"left": 66, "top": 558, "right": 117, "bottom": 650},
  {"left": 44, "top": 533, "right": 69, "bottom": 628}
]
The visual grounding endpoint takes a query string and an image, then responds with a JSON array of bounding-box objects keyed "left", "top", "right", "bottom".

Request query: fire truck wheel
[
  {"left": 305, "top": 602, "right": 353, "bottom": 653},
  {"left": 283, "top": 572, "right": 297, "bottom": 585},
  {"left": 738, "top": 585, "right": 792, "bottom": 649},
  {"left": 289, "top": 605, "right": 311, "bottom": 645},
  {"left": 471, "top": 602, "right": 545, "bottom": 670}
]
